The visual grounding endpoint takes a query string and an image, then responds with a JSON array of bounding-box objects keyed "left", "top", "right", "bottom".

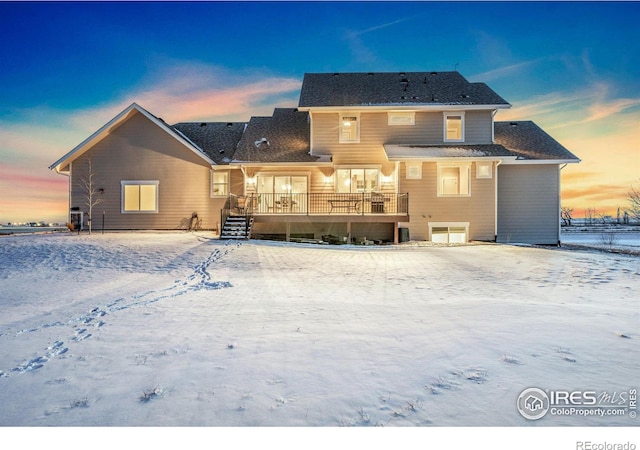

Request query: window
[
  {"left": 256, "top": 174, "right": 308, "bottom": 213},
  {"left": 212, "top": 171, "right": 229, "bottom": 196},
  {"left": 388, "top": 112, "right": 415, "bottom": 126},
  {"left": 121, "top": 181, "right": 158, "bottom": 213},
  {"left": 476, "top": 162, "right": 493, "bottom": 179},
  {"left": 336, "top": 168, "right": 379, "bottom": 193},
  {"left": 405, "top": 162, "right": 422, "bottom": 180},
  {"left": 429, "top": 222, "right": 469, "bottom": 243},
  {"left": 437, "top": 164, "right": 470, "bottom": 196},
  {"left": 444, "top": 112, "right": 465, "bottom": 142},
  {"left": 339, "top": 114, "right": 360, "bottom": 143}
]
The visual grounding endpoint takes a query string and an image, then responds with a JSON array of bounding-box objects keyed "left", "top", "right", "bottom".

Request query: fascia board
[
  {"left": 298, "top": 104, "right": 512, "bottom": 112},
  {"left": 499, "top": 158, "right": 581, "bottom": 165},
  {"left": 49, "top": 103, "right": 214, "bottom": 171},
  {"left": 49, "top": 103, "right": 140, "bottom": 171}
]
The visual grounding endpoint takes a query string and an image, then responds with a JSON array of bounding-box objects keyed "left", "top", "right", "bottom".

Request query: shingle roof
[
  {"left": 233, "top": 108, "right": 317, "bottom": 163},
  {"left": 494, "top": 121, "right": 580, "bottom": 161},
  {"left": 171, "top": 121, "right": 246, "bottom": 164},
  {"left": 298, "top": 71, "right": 510, "bottom": 108},
  {"left": 384, "top": 144, "right": 516, "bottom": 160},
  {"left": 385, "top": 121, "right": 579, "bottom": 162}
]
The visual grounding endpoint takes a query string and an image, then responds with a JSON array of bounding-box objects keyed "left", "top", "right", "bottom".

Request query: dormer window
[
  {"left": 339, "top": 113, "right": 360, "bottom": 143},
  {"left": 444, "top": 112, "right": 465, "bottom": 142}
]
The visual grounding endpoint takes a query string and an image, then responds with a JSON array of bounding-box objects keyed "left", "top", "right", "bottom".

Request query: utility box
[{"left": 399, "top": 227, "right": 410, "bottom": 243}]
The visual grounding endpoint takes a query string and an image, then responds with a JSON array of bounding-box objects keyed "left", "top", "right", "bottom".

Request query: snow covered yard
[{"left": 0, "top": 232, "right": 638, "bottom": 428}]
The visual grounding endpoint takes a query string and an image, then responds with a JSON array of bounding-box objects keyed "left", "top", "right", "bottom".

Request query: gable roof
[
  {"left": 171, "top": 121, "right": 246, "bottom": 164},
  {"left": 49, "top": 103, "right": 214, "bottom": 172},
  {"left": 232, "top": 108, "right": 317, "bottom": 163},
  {"left": 298, "top": 71, "right": 511, "bottom": 109}
]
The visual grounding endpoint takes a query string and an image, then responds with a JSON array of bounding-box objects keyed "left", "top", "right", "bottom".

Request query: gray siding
[
  {"left": 497, "top": 164, "right": 560, "bottom": 244},
  {"left": 311, "top": 110, "right": 494, "bottom": 163},
  {"left": 70, "top": 111, "right": 219, "bottom": 230},
  {"left": 399, "top": 161, "right": 496, "bottom": 241}
]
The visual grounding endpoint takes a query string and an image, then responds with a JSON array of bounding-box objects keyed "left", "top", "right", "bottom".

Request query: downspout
[
  {"left": 491, "top": 110, "right": 498, "bottom": 143},
  {"left": 558, "top": 163, "right": 568, "bottom": 246},
  {"left": 494, "top": 160, "right": 502, "bottom": 242}
]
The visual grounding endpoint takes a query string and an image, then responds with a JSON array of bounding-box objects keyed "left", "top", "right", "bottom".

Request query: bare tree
[
  {"left": 561, "top": 207, "right": 574, "bottom": 226},
  {"left": 584, "top": 207, "right": 598, "bottom": 226},
  {"left": 628, "top": 184, "right": 640, "bottom": 221},
  {"left": 80, "top": 158, "right": 103, "bottom": 234}
]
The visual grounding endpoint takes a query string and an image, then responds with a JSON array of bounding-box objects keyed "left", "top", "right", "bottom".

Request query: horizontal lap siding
[
  {"left": 70, "top": 111, "right": 216, "bottom": 230},
  {"left": 399, "top": 162, "right": 496, "bottom": 241},
  {"left": 497, "top": 165, "right": 560, "bottom": 244},
  {"left": 311, "top": 110, "right": 494, "bottom": 162}
]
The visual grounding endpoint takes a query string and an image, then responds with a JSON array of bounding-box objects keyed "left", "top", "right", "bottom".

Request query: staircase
[{"left": 220, "top": 215, "right": 254, "bottom": 240}]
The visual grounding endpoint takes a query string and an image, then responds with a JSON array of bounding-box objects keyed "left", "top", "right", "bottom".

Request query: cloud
[
  {"left": 470, "top": 59, "right": 544, "bottom": 82},
  {"left": 342, "top": 16, "right": 417, "bottom": 67},
  {"left": 0, "top": 63, "right": 305, "bottom": 222},
  {"left": 67, "top": 64, "right": 302, "bottom": 129},
  {"left": 347, "top": 16, "right": 414, "bottom": 38},
  {"left": 501, "top": 80, "right": 640, "bottom": 131}
]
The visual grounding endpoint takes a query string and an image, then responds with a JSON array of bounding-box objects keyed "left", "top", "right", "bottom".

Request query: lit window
[
  {"left": 444, "top": 112, "right": 465, "bottom": 142},
  {"left": 388, "top": 112, "right": 415, "bottom": 126},
  {"left": 336, "top": 168, "right": 379, "bottom": 193},
  {"left": 339, "top": 114, "right": 360, "bottom": 143},
  {"left": 476, "top": 162, "right": 493, "bottom": 179},
  {"left": 212, "top": 171, "right": 229, "bottom": 196},
  {"left": 121, "top": 181, "right": 158, "bottom": 212},
  {"left": 437, "top": 164, "right": 470, "bottom": 196},
  {"left": 405, "top": 162, "right": 422, "bottom": 180}
]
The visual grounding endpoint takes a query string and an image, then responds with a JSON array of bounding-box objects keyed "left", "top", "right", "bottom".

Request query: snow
[{"left": 0, "top": 232, "right": 638, "bottom": 445}]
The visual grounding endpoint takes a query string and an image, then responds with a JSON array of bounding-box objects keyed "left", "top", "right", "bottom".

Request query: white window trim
[
  {"left": 121, "top": 180, "right": 159, "bottom": 213},
  {"left": 211, "top": 170, "right": 230, "bottom": 197},
  {"left": 339, "top": 113, "right": 360, "bottom": 143},
  {"left": 443, "top": 111, "right": 465, "bottom": 143},
  {"left": 428, "top": 222, "right": 469, "bottom": 243},
  {"left": 437, "top": 163, "right": 471, "bottom": 197},
  {"left": 388, "top": 111, "right": 415, "bottom": 126},
  {"left": 405, "top": 162, "right": 422, "bottom": 180},
  {"left": 334, "top": 166, "right": 381, "bottom": 193},
  {"left": 476, "top": 161, "right": 493, "bottom": 179}
]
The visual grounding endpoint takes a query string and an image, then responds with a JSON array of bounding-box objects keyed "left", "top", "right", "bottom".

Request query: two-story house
[{"left": 49, "top": 71, "right": 579, "bottom": 244}]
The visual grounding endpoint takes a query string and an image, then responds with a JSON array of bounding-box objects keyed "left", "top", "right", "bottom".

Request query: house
[{"left": 50, "top": 71, "right": 579, "bottom": 244}]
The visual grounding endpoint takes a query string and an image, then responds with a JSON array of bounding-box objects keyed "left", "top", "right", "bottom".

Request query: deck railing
[{"left": 227, "top": 193, "right": 409, "bottom": 216}]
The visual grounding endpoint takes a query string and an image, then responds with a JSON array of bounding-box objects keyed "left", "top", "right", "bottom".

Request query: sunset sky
[{"left": 1, "top": 1, "right": 638, "bottom": 224}]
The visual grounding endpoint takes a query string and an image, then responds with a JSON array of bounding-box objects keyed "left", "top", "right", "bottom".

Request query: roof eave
[
  {"left": 499, "top": 158, "right": 581, "bottom": 165},
  {"left": 49, "top": 103, "right": 214, "bottom": 172},
  {"left": 298, "top": 104, "right": 511, "bottom": 112}
]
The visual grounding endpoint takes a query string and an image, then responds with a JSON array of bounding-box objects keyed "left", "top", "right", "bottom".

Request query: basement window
[
  {"left": 121, "top": 181, "right": 158, "bottom": 213},
  {"left": 429, "top": 223, "right": 469, "bottom": 243}
]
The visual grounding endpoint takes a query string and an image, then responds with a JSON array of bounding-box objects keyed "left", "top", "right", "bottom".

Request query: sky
[{"left": 0, "top": 1, "right": 638, "bottom": 224}]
